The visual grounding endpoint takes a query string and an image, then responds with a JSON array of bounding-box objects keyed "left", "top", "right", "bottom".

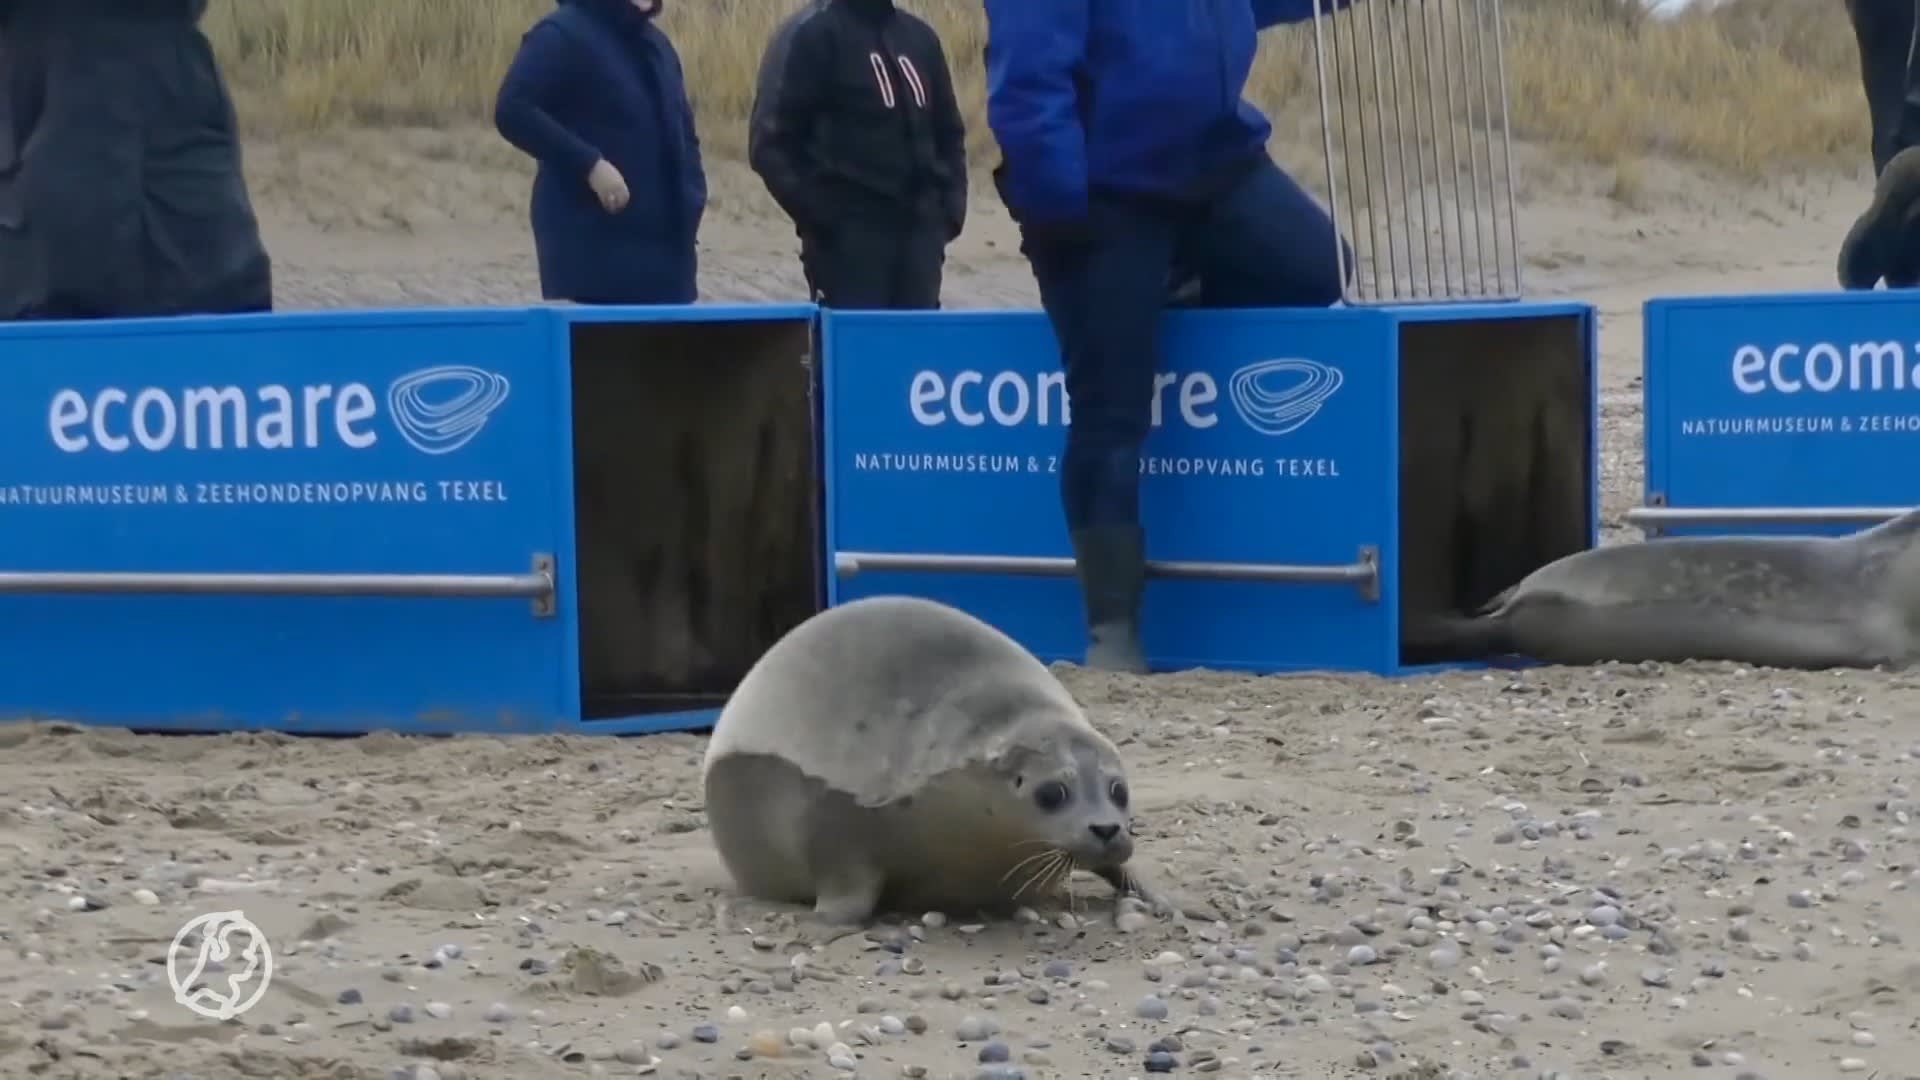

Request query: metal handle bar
[
  {"left": 0, "top": 554, "right": 557, "bottom": 615},
  {"left": 834, "top": 547, "right": 1380, "bottom": 602},
  {"left": 1624, "top": 506, "right": 1910, "bottom": 529}
]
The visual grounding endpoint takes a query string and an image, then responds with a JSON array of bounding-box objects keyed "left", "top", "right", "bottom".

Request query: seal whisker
[
  {"left": 1013, "top": 851, "right": 1066, "bottom": 902},
  {"left": 1000, "top": 848, "right": 1061, "bottom": 885}
]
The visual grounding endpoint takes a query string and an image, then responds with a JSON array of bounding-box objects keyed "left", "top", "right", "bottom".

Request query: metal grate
[{"left": 1308, "top": 0, "right": 1523, "bottom": 305}]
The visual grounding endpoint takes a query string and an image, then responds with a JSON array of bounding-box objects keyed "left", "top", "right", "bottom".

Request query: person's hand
[{"left": 588, "top": 159, "right": 630, "bottom": 213}]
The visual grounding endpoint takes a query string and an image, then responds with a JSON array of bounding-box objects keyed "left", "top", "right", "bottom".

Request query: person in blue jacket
[
  {"left": 984, "top": 0, "right": 1362, "bottom": 674},
  {"left": 1838, "top": 0, "right": 1920, "bottom": 290},
  {"left": 494, "top": 0, "right": 707, "bottom": 305}
]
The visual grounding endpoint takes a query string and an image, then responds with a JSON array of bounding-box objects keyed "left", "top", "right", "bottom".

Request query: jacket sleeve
[
  {"left": 660, "top": 41, "right": 707, "bottom": 223},
  {"left": 1252, "top": 0, "right": 1354, "bottom": 30},
  {"left": 747, "top": 17, "right": 831, "bottom": 233},
  {"left": 682, "top": 91, "right": 708, "bottom": 221},
  {"left": 983, "top": 0, "right": 1090, "bottom": 225},
  {"left": 923, "top": 31, "right": 969, "bottom": 239},
  {"left": 492, "top": 21, "right": 602, "bottom": 179}
]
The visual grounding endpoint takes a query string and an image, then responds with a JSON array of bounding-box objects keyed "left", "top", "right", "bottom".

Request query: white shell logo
[
  {"left": 387, "top": 365, "right": 512, "bottom": 455},
  {"left": 1227, "top": 358, "right": 1343, "bottom": 435},
  {"left": 169, "top": 909, "right": 274, "bottom": 1021}
]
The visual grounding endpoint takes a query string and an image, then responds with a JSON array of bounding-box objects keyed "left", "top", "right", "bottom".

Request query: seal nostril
[{"left": 1089, "top": 823, "right": 1119, "bottom": 843}]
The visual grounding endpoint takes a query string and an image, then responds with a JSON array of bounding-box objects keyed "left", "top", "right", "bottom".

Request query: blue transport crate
[
  {"left": 0, "top": 303, "right": 819, "bottom": 735},
  {"left": 820, "top": 301, "right": 1597, "bottom": 675},
  {"left": 1639, "top": 290, "right": 1920, "bottom": 538}
]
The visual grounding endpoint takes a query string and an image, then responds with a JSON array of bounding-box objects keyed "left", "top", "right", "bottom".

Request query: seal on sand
[
  {"left": 1405, "top": 510, "right": 1920, "bottom": 670},
  {"left": 702, "top": 595, "right": 1173, "bottom": 926}
]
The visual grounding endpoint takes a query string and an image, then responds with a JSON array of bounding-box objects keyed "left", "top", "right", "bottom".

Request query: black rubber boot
[
  {"left": 1840, "top": 144, "right": 1920, "bottom": 289},
  {"left": 1070, "top": 525, "right": 1149, "bottom": 674}
]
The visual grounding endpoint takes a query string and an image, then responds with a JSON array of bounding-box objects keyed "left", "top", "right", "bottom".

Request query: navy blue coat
[{"left": 494, "top": 0, "right": 707, "bottom": 304}]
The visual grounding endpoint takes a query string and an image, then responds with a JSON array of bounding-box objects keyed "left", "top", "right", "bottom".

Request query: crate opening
[
  {"left": 569, "top": 318, "right": 821, "bottom": 720},
  {"left": 1396, "top": 315, "right": 1593, "bottom": 666}
]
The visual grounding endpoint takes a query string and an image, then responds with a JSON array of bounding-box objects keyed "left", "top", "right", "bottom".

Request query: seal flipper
[
  {"left": 811, "top": 860, "right": 884, "bottom": 926},
  {"left": 1400, "top": 610, "right": 1515, "bottom": 663},
  {"left": 1095, "top": 862, "right": 1219, "bottom": 923}
]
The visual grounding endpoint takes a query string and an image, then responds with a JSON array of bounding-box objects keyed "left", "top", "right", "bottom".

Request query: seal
[
  {"left": 701, "top": 594, "right": 1174, "bottom": 926},
  {"left": 1404, "top": 509, "right": 1920, "bottom": 670}
]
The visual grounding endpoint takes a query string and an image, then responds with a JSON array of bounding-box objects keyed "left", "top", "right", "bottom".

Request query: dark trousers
[
  {"left": 1021, "top": 155, "right": 1351, "bottom": 532},
  {"left": 1850, "top": 0, "right": 1920, "bottom": 174},
  {"left": 802, "top": 216, "right": 948, "bottom": 310}
]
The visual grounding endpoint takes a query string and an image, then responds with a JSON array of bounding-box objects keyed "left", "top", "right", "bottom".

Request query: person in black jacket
[
  {"left": 1839, "top": 0, "right": 1920, "bottom": 290},
  {"left": 747, "top": 0, "right": 968, "bottom": 310},
  {"left": 494, "top": 0, "right": 707, "bottom": 305},
  {"left": 0, "top": 0, "right": 273, "bottom": 321}
]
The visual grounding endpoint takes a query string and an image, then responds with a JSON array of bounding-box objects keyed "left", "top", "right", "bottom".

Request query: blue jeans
[{"left": 1022, "top": 155, "right": 1351, "bottom": 532}]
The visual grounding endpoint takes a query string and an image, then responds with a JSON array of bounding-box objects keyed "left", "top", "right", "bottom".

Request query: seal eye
[
  {"left": 1033, "top": 780, "right": 1070, "bottom": 812},
  {"left": 1107, "top": 779, "right": 1129, "bottom": 809}
]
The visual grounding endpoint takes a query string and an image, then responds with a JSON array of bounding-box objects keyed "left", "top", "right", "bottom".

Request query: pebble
[
  {"left": 691, "top": 1025, "right": 719, "bottom": 1044},
  {"left": 1136, "top": 995, "right": 1170, "bottom": 1020}
]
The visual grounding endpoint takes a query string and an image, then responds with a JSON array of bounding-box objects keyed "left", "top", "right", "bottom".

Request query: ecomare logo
[
  {"left": 907, "top": 357, "right": 1341, "bottom": 434},
  {"left": 46, "top": 364, "right": 511, "bottom": 454},
  {"left": 1732, "top": 340, "right": 1920, "bottom": 394}
]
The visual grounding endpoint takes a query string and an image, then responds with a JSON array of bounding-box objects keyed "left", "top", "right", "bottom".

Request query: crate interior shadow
[
  {"left": 1397, "top": 316, "right": 1592, "bottom": 666},
  {"left": 569, "top": 319, "right": 819, "bottom": 720}
]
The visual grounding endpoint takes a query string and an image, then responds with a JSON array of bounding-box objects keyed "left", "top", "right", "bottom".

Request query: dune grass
[{"left": 202, "top": 0, "right": 1869, "bottom": 180}]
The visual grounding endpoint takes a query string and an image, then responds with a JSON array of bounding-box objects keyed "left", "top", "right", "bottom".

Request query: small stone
[
  {"left": 482, "top": 1003, "right": 512, "bottom": 1024},
  {"left": 978, "top": 1041, "right": 1011, "bottom": 1063},
  {"left": 747, "top": 1030, "right": 783, "bottom": 1058},
  {"left": 1136, "top": 995, "right": 1169, "bottom": 1020},
  {"left": 1145, "top": 1050, "right": 1178, "bottom": 1072},
  {"left": 956, "top": 1016, "right": 991, "bottom": 1041},
  {"left": 337, "top": 989, "right": 363, "bottom": 1006},
  {"left": 388, "top": 1004, "right": 415, "bottom": 1024},
  {"left": 424, "top": 1002, "right": 452, "bottom": 1020},
  {"left": 131, "top": 888, "right": 159, "bottom": 906},
  {"left": 692, "top": 1024, "right": 719, "bottom": 1043}
]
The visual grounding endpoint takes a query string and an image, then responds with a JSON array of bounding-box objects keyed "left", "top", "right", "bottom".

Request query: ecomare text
[
  {"left": 47, "top": 384, "right": 380, "bottom": 452},
  {"left": 1732, "top": 341, "right": 1920, "bottom": 394}
]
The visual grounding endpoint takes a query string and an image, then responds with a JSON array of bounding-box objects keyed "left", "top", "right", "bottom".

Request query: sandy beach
[{"left": 4, "top": 44, "right": 1920, "bottom": 1079}]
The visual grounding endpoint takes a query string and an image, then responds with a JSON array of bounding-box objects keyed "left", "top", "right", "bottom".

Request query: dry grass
[{"left": 203, "top": 0, "right": 1869, "bottom": 179}]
